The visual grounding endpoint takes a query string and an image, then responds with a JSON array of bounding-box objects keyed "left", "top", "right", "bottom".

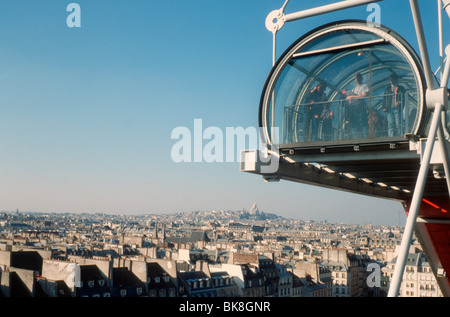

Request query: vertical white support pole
[
  {"left": 388, "top": 103, "right": 444, "bottom": 297},
  {"left": 272, "top": 31, "right": 277, "bottom": 67},
  {"left": 410, "top": 0, "right": 437, "bottom": 90},
  {"left": 439, "top": 0, "right": 444, "bottom": 79},
  {"left": 437, "top": 123, "right": 450, "bottom": 196},
  {"left": 442, "top": 45, "right": 450, "bottom": 87},
  {"left": 438, "top": 45, "right": 450, "bottom": 196},
  {"left": 266, "top": 0, "right": 290, "bottom": 138},
  {"left": 272, "top": 32, "right": 276, "bottom": 132}
]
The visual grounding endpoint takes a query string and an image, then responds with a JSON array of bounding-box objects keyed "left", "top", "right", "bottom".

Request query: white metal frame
[{"left": 263, "top": 0, "right": 450, "bottom": 297}]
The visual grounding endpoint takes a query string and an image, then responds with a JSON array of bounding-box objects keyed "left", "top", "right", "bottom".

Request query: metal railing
[{"left": 282, "top": 92, "right": 418, "bottom": 145}]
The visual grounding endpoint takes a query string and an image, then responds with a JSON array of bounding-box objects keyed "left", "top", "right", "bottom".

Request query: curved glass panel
[
  {"left": 299, "top": 29, "right": 381, "bottom": 53},
  {"left": 261, "top": 22, "right": 425, "bottom": 148}
]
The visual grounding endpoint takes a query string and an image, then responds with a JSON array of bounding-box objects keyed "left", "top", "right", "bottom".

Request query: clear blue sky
[{"left": 0, "top": 0, "right": 448, "bottom": 226}]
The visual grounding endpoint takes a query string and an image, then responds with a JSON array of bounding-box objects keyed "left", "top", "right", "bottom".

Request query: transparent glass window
[
  {"left": 299, "top": 30, "right": 382, "bottom": 53},
  {"left": 266, "top": 30, "right": 421, "bottom": 146}
]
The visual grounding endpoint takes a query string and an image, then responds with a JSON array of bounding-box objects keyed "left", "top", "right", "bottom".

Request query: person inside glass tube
[
  {"left": 383, "top": 73, "right": 405, "bottom": 137},
  {"left": 303, "top": 81, "right": 327, "bottom": 141},
  {"left": 344, "top": 72, "right": 369, "bottom": 139}
]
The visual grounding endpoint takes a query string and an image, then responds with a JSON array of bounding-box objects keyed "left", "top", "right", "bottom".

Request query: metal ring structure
[{"left": 259, "top": 20, "right": 427, "bottom": 149}]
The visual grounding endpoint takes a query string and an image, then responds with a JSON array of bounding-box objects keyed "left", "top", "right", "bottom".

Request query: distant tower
[
  {"left": 154, "top": 223, "right": 166, "bottom": 241},
  {"left": 249, "top": 203, "right": 260, "bottom": 216},
  {"left": 161, "top": 224, "right": 166, "bottom": 241}
]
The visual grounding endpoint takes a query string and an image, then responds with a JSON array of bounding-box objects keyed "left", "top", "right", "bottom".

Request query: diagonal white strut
[
  {"left": 388, "top": 0, "right": 450, "bottom": 297},
  {"left": 438, "top": 45, "right": 450, "bottom": 197},
  {"left": 263, "top": 0, "right": 450, "bottom": 296},
  {"left": 387, "top": 103, "right": 445, "bottom": 297}
]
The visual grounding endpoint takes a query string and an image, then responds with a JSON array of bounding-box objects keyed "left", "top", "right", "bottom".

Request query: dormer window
[
  {"left": 136, "top": 287, "right": 142, "bottom": 295},
  {"left": 88, "top": 280, "right": 94, "bottom": 288},
  {"left": 120, "top": 289, "right": 127, "bottom": 297},
  {"left": 155, "top": 277, "right": 160, "bottom": 283},
  {"left": 99, "top": 279, "right": 105, "bottom": 287}
]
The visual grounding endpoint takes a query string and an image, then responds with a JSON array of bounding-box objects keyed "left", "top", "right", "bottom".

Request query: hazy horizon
[{"left": 0, "top": 1, "right": 446, "bottom": 229}]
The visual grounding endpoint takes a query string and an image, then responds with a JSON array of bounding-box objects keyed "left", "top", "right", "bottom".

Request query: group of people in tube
[{"left": 300, "top": 72, "right": 405, "bottom": 142}]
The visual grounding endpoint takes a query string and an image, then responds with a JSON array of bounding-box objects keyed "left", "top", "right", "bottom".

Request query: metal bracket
[
  {"left": 265, "top": 0, "right": 289, "bottom": 34},
  {"left": 266, "top": 0, "right": 290, "bottom": 65},
  {"left": 426, "top": 88, "right": 449, "bottom": 110}
]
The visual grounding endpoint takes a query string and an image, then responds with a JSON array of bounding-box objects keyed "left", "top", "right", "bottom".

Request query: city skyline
[
  {"left": 2, "top": 199, "right": 434, "bottom": 299},
  {"left": 1, "top": 200, "right": 406, "bottom": 228},
  {"left": 0, "top": 1, "right": 447, "bottom": 227}
]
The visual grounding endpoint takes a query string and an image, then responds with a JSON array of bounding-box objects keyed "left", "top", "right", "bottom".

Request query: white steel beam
[
  {"left": 410, "top": 0, "right": 437, "bottom": 90},
  {"left": 284, "top": 0, "right": 383, "bottom": 23},
  {"left": 387, "top": 102, "right": 445, "bottom": 297},
  {"left": 439, "top": 0, "right": 444, "bottom": 79}
]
